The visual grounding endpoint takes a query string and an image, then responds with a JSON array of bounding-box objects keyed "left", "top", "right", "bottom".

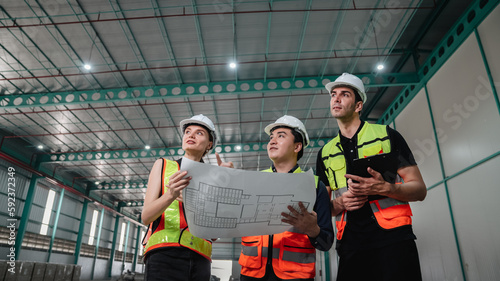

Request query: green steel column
[
  {"left": 132, "top": 225, "right": 141, "bottom": 272},
  {"left": 47, "top": 188, "right": 65, "bottom": 262},
  {"left": 14, "top": 172, "right": 41, "bottom": 258},
  {"left": 74, "top": 200, "right": 89, "bottom": 265},
  {"left": 108, "top": 213, "right": 121, "bottom": 277},
  {"left": 474, "top": 29, "right": 500, "bottom": 116},
  {"left": 122, "top": 221, "right": 131, "bottom": 272},
  {"left": 91, "top": 208, "right": 105, "bottom": 280}
]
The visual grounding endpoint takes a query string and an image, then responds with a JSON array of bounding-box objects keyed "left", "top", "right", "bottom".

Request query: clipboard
[{"left": 350, "top": 153, "right": 398, "bottom": 183}]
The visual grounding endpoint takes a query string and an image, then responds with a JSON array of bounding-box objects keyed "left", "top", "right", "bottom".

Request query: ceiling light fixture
[
  {"left": 235, "top": 145, "right": 241, "bottom": 151},
  {"left": 372, "top": 20, "right": 386, "bottom": 72},
  {"left": 145, "top": 145, "right": 151, "bottom": 150},
  {"left": 229, "top": 62, "right": 237, "bottom": 69},
  {"left": 37, "top": 145, "right": 44, "bottom": 149},
  {"left": 83, "top": 64, "right": 91, "bottom": 70},
  {"left": 95, "top": 181, "right": 100, "bottom": 185}
]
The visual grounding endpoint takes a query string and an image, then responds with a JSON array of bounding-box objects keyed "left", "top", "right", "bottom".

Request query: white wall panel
[
  {"left": 33, "top": 185, "right": 49, "bottom": 206},
  {"left": 60, "top": 196, "right": 83, "bottom": 219},
  {"left": 395, "top": 89, "right": 443, "bottom": 187},
  {"left": 477, "top": 4, "right": 500, "bottom": 98},
  {"left": 19, "top": 249, "right": 46, "bottom": 262},
  {"left": 447, "top": 156, "right": 500, "bottom": 281},
  {"left": 426, "top": 34, "right": 500, "bottom": 176},
  {"left": 411, "top": 185, "right": 463, "bottom": 281}
]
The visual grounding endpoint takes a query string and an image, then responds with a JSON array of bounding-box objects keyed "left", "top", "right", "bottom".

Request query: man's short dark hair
[{"left": 270, "top": 126, "right": 304, "bottom": 161}]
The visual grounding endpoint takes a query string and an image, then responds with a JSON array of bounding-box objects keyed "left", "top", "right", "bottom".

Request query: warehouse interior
[{"left": 0, "top": 0, "right": 499, "bottom": 280}]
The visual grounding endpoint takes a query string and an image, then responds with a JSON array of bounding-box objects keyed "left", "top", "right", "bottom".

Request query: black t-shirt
[{"left": 316, "top": 122, "right": 417, "bottom": 252}]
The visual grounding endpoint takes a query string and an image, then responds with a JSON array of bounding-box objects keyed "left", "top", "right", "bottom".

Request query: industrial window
[
  {"left": 118, "top": 222, "right": 126, "bottom": 252},
  {"left": 40, "top": 190, "right": 56, "bottom": 235},
  {"left": 88, "top": 210, "right": 99, "bottom": 246}
]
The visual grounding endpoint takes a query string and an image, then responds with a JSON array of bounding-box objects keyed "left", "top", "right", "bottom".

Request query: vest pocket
[
  {"left": 361, "top": 143, "right": 383, "bottom": 157},
  {"left": 279, "top": 236, "right": 315, "bottom": 273},
  {"left": 372, "top": 200, "right": 412, "bottom": 219},
  {"left": 239, "top": 236, "right": 263, "bottom": 268},
  {"left": 330, "top": 158, "right": 346, "bottom": 190}
]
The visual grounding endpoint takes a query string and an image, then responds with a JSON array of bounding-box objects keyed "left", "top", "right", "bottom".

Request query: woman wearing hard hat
[{"left": 141, "top": 114, "right": 233, "bottom": 281}]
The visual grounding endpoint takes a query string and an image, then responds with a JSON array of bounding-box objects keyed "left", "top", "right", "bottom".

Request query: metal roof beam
[
  {"left": 263, "top": 0, "right": 274, "bottom": 81},
  {"left": 118, "top": 201, "right": 144, "bottom": 208},
  {"left": 291, "top": 0, "right": 312, "bottom": 80},
  {"left": 1, "top": 73, "right": 418, "bottom": 109},
  {"left": 69, "top": 0, "right": 130, "bottom": 88},
  {"left": 91, "top": 180, "right": 148, "bottom": 191},
  {"left": 108, "top": 0, "right": 156, "bottom": 86},
  {"left": 150, "top": 0, "right": 183, "bottom": 84},
  {"left": 345, "top": 0, "right": 384, "bottom": 73},
  {"left": 318, "top": 0, "right": 349, "bottom": 78},
  {"left": 0, "top": 4, "right": 437, "bottom": 29},
  {"left": 190, "top": 0, "right": 211, "bottom": 82},
  {"left": 39, "top": 138, "right": 332, "bottom": 163},
  {"left": 362, "top": 0, "right": 451, "bottom": 119}
]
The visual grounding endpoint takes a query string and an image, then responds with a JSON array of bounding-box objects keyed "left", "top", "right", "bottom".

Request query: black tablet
[{"left": 350, "top": 153, "right": 398, "bottom": 182}]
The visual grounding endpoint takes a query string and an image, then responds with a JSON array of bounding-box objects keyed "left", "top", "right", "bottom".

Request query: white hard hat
[
  {"left": 179, "top": 114, "right": 218, "bottom": 152},
  {"left": 264, "top": 115, "right": 310, "bottom": 148},
  {"left": 325, "top": 73, "right": 367, "bottom": 103}
]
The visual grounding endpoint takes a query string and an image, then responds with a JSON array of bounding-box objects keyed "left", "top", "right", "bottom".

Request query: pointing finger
[{"left": 215, "top": 152, "right": 222, "bottom": 166}]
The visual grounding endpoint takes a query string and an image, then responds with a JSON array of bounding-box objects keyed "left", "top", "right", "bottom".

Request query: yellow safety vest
[
  {"left": 143, "top": 158, "right": 212, "bottom": 260},
  {"left": 321, "top": 123, "right": 412, "bottom": 240},
  {"left": 239, "top": 167, "right": 319, "bottom": 279}
]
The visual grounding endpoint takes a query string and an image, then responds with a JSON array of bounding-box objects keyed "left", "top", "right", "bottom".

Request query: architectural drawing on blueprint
[
  {"left": 184, "top": 181, "right": 309, "bottom": 229},
  {"left": 180, "top": 156, "right": 315, "bottom": 237}
]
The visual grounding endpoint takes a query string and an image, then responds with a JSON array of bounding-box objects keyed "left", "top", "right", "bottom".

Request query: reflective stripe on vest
[
  {"left": 321, "top": 123, "right": 412, "bottom": 239},
  {"left": 239, "top": 166, "right": 318, "bottom": 280},
  {"left": 143, "top": 158, "right": 212, "bottom": 260},
  {"left": 369, "top": 196, "right": 412, "bottom": 229},
  {"left": 241, "top": 245, "right": 314, "bottom": 264},
  {"left": 333, "top": 188, "right": 348, "bottom": 240}
]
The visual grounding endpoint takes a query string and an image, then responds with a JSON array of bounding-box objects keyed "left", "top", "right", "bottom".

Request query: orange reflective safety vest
[
  {"left": 143, "top": 158, "right": 212, "bottom": 260},
  {"left": 320, "top": 123, "right": 412, "bottom": 240},
  {"left": 239, "top": 167, "right": 318, "bottom": 280}
]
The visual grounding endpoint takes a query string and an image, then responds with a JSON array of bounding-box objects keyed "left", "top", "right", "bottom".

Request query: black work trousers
[
  {"left": 336, "top": 239, "right": 422, "bottom": 281},
  {"left": 144, "top": 247, "right": 210, "bottom": 281}
]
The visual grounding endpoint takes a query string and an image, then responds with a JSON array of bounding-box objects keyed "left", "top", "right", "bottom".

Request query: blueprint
[{"left": 180, "top": 157, "right": 316, "bottom": 238}]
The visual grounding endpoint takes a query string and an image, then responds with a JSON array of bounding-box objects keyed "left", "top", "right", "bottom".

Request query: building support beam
[
  {"left": 1, "top": 73, "right": 418, "bottom": 109},
  {"left": 74, "top": 200, "right": 88, "bottom": 265},
  {"left": 108, "top": 210, "right": 121, "bottom": 278},
  {"left": 14, "top": 173, "right": 41, "bottom": 258}
]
